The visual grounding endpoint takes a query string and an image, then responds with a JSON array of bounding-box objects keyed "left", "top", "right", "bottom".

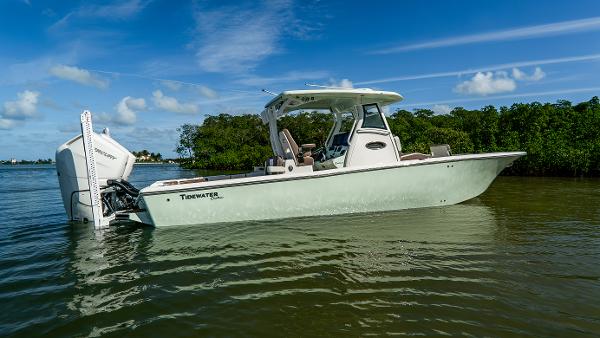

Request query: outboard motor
[{"left": 56, "top": 128, "right": 136, "bottom": 222}]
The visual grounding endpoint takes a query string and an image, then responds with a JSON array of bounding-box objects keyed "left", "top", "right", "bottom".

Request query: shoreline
[
  {"left": 1, "top": 162, "right": 598, "bottom": 178},
  {"left": 1, "top": 162, "right": 180, "bottom": 166}
]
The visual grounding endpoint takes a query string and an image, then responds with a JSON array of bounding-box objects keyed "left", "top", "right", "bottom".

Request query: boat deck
[{"left": 143, "top": 152, "right": 526, "bottom": 194}]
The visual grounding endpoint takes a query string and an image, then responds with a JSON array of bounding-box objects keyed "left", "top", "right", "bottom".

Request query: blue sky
[{"left": 1, "top": 0, "right": 600, "bottom": 159}]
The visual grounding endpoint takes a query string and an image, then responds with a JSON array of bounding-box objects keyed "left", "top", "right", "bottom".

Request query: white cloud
[
  {"left": 152, "top": 90, "right": 198, "bottom": 114},
  {"left": 195, "top": 6, "right": 281, "bottom": 73},
  {"left": 161, "top": 80, "right": 182, "bottom": 91},
  {"left": 115, "top": 96, "right": 146, "bottom": 125},
  {"left": 197, "top": 86, "right": 218, "bottom": 99},
  {"left": 94, "top": 112, "right": 113, "bottom": 124},
  {"left": 0, "top": 118, "right": 17, "bottom": 130},
  {"left": 511, "top": 68, "right": 527, "bottom": 81},
  {"left": 327, "top": 78, "right": 354, "bottom": 88},
  {"left": 52, "top": 0, "right": 148, "bottom": 29},
  {"left": 355, "top": 53, "right": 600, "bottom": 86},
  {"left": 77, "top": 0, "right": 146, "bottom": 19},
  {"left": 91, "top": 97, "right": 146, "bottom": 126},
  {"left": 234, "top": 70, "right": 330, "bottom": 86},
  {"left": 530, "top": 67, "right": 546, "bottom": 81},
  {"left": 50, "top": 65, "right": 108, "bottom": 89},
  {"left": 455, "top": 71, "right": 516, "bottom": 96},
  {"left": 194, "top": 2, "right": 317, "bottom": 73},
  {"left": 454, "top": 67, "right": 545, "bottom": 97},
  {"left": 397, "top": 86, "right": 600, "bottom": 108},
  {"left": 0, "top": 90, "right": 40, "bottom": 130},
  {"left": 512, "top": 67, "right": 546, "bottom": 81},
  {"left": 3, "top": 90, "right": 40, "bottom": 119},
  {"left": 374, "top": 16, "right": 600, "bottom": 53},
  {"left": 160, "top": 80, "right": 218, "bottom": 99},
  {"left": 431, "top": 104, "right": 452, "bottom": 114},
  {"left": 0, "top": 51, "right": 77, "bottom": 86},
  {"left": 57, "top": 123, "right": 82, "bottom": 133}
]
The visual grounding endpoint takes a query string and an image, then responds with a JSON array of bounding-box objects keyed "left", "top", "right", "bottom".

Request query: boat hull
[{"left": 138, "top": 153, "right": 523, "bottom": 226}]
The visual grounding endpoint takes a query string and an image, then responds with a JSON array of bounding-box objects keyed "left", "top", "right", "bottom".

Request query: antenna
[
  {"left": 305, "top": 83, "right": 332, "bottom": 88},
  {"left": 262, "top": 89, "right": 277, "bottom": 96},
  {"left": 305, "top": 83, "right": 351, "bottom": 89},
  {"left": 89, "top": 68, "right": 260, "bottom": 95}
]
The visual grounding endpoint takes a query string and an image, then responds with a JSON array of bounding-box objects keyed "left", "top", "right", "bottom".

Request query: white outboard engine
[{"left": 56, "top": 127, "right": 136, "bottom": 223}]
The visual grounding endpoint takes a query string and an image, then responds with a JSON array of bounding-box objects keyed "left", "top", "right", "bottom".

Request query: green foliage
[
  {"left": 278, "top": 111, "right": 333, "bottom": 147},
  {"left": 177, "top": 97, "right": 600, "bottom": 176},
  {"left": 176, "top": 124, "right": 200, "bottom": 160},
  {"left": 180, "top": 114, "right": 273, "bottom": 170},
  {"left": 131, "top": 150, "right": 162, "bottom": 162}
]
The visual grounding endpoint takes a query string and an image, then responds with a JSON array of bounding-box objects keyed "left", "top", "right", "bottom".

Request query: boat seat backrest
[
  {"left": 282, "top": 129, "right": 300, "bottom": 158},
  {"left": 279, "top": 129, "right": 298, "bottom": 162},
  {"left": 279, "top": 129, "right": 314, "bottom": 166}
]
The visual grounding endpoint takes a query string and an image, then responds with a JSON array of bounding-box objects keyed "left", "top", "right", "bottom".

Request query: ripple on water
[{"left": 1, "top": 167, "right": 600, "bottom": 336}]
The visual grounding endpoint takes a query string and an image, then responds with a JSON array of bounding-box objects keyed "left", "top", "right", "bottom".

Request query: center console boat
[{"left": 56, "top": 88, "right": 525, "bottom": 227}]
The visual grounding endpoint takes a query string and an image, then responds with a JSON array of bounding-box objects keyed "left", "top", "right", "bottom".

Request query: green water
[{"left": 1, "top": 164, "right": 599, "bottom": 336}]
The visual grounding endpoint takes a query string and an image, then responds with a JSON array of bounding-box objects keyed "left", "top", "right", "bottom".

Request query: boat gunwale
[{"left": 140, "top": 152, "right": 526, "bottom": 197}]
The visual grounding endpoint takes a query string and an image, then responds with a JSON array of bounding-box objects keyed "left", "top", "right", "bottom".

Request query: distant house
[
  {"left": 133, "top": 150, "right": 162, "bottom": 162},
  {"left": 136, "top": 154, "right": 151, "bottom": 162}
]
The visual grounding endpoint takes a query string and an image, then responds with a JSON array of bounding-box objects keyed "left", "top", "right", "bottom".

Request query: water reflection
[{"left": 62, "top": 204, "right": 505, "bottom": 336}]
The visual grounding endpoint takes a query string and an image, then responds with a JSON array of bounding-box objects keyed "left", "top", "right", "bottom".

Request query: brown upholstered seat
[{"left": 280, "top": 129, "right": 315, "bottom": 166}]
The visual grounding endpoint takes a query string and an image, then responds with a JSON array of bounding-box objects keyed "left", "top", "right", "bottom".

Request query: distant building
[{"left": 136, "top": 155, "right": 151, "bottom": 162}]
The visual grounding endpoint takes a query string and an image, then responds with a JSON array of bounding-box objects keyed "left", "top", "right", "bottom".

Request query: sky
[{"left": 1, "top": 0, "right": 600, "bottom": 160}]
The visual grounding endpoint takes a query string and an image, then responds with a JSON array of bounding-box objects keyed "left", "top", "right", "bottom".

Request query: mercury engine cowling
[{"left": 56, "top": 128, "right": 136, "bottom": 222}]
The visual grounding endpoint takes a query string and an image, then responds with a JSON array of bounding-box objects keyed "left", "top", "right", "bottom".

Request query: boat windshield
[
  {"left": 362, "top": 104, "right": 387, "bottom": 129},
  {"left": 338, "top": 112, "right": 355, "bottom": 133}
]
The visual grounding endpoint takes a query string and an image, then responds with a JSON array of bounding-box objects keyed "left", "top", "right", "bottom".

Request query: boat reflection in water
[
  {"left": 5, "top": 165, "right": 597, "bottom": 336},
  {"left": 64, "top": 203, "right": 509, "bottom": 336}
]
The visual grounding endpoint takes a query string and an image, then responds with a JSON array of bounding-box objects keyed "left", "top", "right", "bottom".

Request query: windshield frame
[{"left": 361, "top": 103, "right": 387, "bottom": 130}]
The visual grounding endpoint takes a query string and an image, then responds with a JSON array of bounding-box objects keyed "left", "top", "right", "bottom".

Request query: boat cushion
[
  {"left": 400, "top": 153, "right": 430, "bottom": 161},
  {"left": 280, "top": 129, "right": 316, "bottom": 166},
  {"left": 281, "top": 129, "right": 300, "bottom": 160}
]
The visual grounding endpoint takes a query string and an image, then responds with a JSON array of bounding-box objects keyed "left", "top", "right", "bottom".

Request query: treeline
[
  {"left": 132, "top": 150, "right": 163, "bottom": 162},
  {"left": 1, "top": 158, "right": 53, "bottom": 164},
  {"left": 176, "top": 97, "right": 600, "bottom": 176}
]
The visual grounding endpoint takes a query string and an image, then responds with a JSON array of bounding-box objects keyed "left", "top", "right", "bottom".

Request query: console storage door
[{"left": 345, "top": 104, "right": 399, "bottom": 167}]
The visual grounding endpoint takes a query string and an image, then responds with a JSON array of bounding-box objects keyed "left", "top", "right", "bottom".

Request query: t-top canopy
[{"left": 263, "top": 88, "right": 403, "bottom": 118}]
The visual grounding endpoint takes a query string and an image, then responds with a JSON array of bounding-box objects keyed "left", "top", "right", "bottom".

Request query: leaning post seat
[
  {"left": 301, "top": 143, "right": 316, "bottom": 155},
  {"left": 279, "top": 129, "right": 315, "bottom": 166}
]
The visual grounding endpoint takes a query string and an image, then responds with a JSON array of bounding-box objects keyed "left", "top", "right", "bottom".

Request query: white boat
[{"left": 56, "top": 88, "right": 525, "bottom": 227}]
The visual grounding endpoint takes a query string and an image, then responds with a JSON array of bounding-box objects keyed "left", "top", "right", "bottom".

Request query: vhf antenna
[
  {"left": 261, "top": 89, "right": 277, "bottom": 96},
  {"left": 305, "top": 83, "right": 349, "bottom": 89}
]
